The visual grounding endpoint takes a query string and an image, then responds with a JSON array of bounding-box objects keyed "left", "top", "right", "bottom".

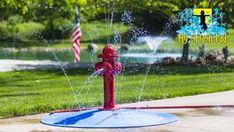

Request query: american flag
[{"left": 72, "top": 7, "right": 82, "bottom": 62}]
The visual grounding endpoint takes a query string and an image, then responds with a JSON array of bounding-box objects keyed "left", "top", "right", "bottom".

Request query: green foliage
[
  {"left": 7, "top": 15, "right": 23, "bottom": 24},
  {"left": 0, "top": 21, "right": 45, "bottom": 44},
  {"left": 0, "top": 21, "right": 130, "bottom": 48},
  {"left": 0, "top": 0, "right": 233, "bottom": 41},
  {"left": 77, "top": 0, "right": 87, "bottom": 5},
  {"left": 81, "top": 21, "right": 130, "bottom": 42},
  {"left": 43, "top": 18, "right": 73, "bottom": 39}
]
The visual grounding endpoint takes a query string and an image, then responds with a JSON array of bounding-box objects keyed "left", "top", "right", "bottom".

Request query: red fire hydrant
[{"left": 95, "top": 45, "right": 122, "bottom": 110}]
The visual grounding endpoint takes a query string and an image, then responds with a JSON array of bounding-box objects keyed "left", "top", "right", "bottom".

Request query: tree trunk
[
  {"left": 49, "top": 19, "right": 55, "bottom": 41},
  {"left": 182, "top": 38, "right": 190, "bottom": 63}
]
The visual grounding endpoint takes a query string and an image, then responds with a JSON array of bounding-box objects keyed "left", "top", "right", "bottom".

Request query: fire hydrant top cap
[{"left": 101, "top": 45, "right": 119, "bottom": 57}]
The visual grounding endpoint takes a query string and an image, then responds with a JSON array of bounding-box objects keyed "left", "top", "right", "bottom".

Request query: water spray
[{"left": 41, "top": 45, "right": 177, "bottom": 128}]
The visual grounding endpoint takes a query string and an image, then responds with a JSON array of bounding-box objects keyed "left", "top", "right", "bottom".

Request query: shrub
[
  {"left": 204, "top": 51, "right": 223, "bottom": 65},
  {"left": 43, "top": 18, "right": 73, "bottom": 39},
  {"left": 8, "top": 15, "right": 23, "bottom": 24},
  {"left": 0, "top": 21, "right": 45, "bottom": 43},
  {"left": 162, "top": 57, "right": 175, "bottom": 64},
  {"left": 119, "top": 44, "right": 129, "bottom": 53},
  {"left": 87, "top": 43, "right": 98, "bottom": 53}
]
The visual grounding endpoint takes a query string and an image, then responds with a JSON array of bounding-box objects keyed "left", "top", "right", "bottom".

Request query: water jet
[{"left": 41, "top": 45, "right": 177, "bottom": 128}]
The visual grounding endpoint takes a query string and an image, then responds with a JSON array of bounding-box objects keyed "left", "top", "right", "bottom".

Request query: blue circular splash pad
[{"left": 41, "top": 109, "right": 177, "bottom": 128}]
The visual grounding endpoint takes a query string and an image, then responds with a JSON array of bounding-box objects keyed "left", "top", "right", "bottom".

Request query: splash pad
[{"left": 41, "top": 45, "right": 177, "bottom": 128}]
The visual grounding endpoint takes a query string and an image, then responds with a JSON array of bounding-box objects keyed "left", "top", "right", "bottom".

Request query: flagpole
[
  {"left": 74, "top": 6, "right": 78, "bottom": 63},
  {"left": 75, "top": 6, "right": 79, "bottom": 15},
  {"left": 72, "top": 5, "right": 82, "bottom": 63}
]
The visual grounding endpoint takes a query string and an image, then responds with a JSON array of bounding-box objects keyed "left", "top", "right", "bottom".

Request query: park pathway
[
  {"left": 0, "top": 59, "right": 63, "bottom": 72},
  {"left": 0, "top": 90, "right": 234, "bottom": 132}
]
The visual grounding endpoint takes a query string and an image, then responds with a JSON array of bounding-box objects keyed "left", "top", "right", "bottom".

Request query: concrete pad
[
  {"left": 0, "top": 59, "right": 64, "bottom": 72},
  {"left": 0, "top": 90, "right": 234, "bottom": 132}
]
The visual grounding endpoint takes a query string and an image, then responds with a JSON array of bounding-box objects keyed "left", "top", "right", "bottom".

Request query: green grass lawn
[{"left": 1, "top": 65, "right": 234, "bottom": 118}]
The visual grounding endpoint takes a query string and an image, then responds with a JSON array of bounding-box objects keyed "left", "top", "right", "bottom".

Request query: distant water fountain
[
  {"left": 120, "top": 36, "right": 187, "bottom": 64},
  {"left": 121, "top": 52, "right": 182, "bottom": 64},
  {"left": 137, "top": 36, "right": 169, "bottom": 52},
  {"left": 118, "top": 12, "right": 180, "bottom": 105},
  {"left": 118, "top": 9, "right": 186, "bottom": 64}
]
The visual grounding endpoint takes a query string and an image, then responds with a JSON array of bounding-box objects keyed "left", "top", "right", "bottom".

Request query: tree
[
  {"left": 0, "top": 0, "right": 32, "bottom": 20},
  {"left": 0, "top": 0, "right": 233, "bottom": 41}
]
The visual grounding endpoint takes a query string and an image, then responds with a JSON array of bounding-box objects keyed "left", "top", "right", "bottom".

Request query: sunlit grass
[{"left": 1, "top": 65, "right": 234, "bottom": 118}]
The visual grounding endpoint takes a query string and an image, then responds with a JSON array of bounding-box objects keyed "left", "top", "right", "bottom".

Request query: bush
[
  {"left": 0, "top": 21, "right": 45, "bottom": 43},
  {"left": 8, "top": 15, "right": 23, "bottom": 24},
  {"left": 87, "top": 43, "right": 98, "bottom": 53},
  {"left": 43, "top": 18, "right": 73, "bottom": 40},
  {"left": 119, "top": 44, "right": 129, "bottom": 53},
  {"left": 162, "top": 57, "right": 176, "bottom": 64}
]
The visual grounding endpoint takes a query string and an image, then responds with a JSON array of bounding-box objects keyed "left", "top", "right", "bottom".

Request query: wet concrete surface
[{"left": 0, "top": 108, "right": 234, "bottom": 132}]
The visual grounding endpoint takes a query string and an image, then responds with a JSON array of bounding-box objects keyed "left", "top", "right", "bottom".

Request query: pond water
[{"left": 120, "top": 52, "right": 195, "bottom": 64}]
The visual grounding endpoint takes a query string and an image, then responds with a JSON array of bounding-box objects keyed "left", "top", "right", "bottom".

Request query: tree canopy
[{"left": 0, "top": 0, "right": 233, "bottom": 39}]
